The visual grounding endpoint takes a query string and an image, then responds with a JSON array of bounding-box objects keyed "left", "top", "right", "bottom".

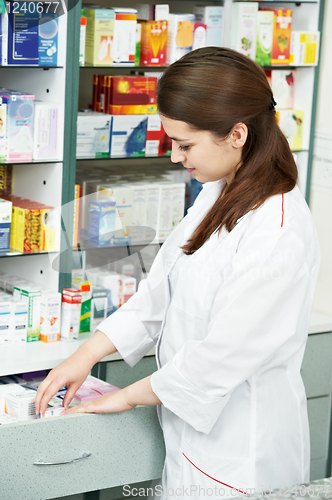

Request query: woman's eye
[{"left": 179, "top": 145, "right": 190, "bottom": 152}]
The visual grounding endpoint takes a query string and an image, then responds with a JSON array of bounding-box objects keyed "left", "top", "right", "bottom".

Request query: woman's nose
[{"left": 171, "top": 141, "right": 186, "bottom": 164}]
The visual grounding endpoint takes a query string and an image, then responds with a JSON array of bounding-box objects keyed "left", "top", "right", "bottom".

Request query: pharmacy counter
[{"left": 1, "top": 310, "right": 332, "bottom": 377}]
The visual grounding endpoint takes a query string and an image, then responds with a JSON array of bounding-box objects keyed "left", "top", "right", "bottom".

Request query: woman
[{"left": 35, "top": 47, "right": 320, "bottom": 499}]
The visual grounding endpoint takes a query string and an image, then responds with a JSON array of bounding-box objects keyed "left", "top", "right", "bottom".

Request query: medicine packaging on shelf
[
  {"left": 277, "top": 110, "right": 304, "bottom": 151},
  {"left": 255, "top": 10, "right": 274, "bottom": 66},
  {"left": 0, "top": 89, "right": 35, "bottom": 163},
  {"left": 108, "top": 76, "right": 158, "bottom": 115},
  {"left": 109, "top": 115, "right": 148, "bottom": 157},
  {"left": 260, "top": 8, "right": 292, "bottom": 65},
  {"left": 145, "top": 114, "right": 171, "bottom": 157},
  {"left": 2, "top": 2, "right": 62, "bottom": 66},
  {"left": 33, "top": 102, "right": 60, "bottom": 161},
  {"left": 166, "top": 13, "right": 195, "bottom": 64},
  {"left": 77, "top": 111, "right": 112, "bottom": 158},
  {"left": 40, "top": 291, "right": 62, "bottom": 343},
  {"left": 231, "top": 2, "right": 258, "bottom": 61},
  {"left": 0, "top": 165, "right": 13, "bottom": 197},
  {"left": 4, "top": 195, "right": 57, "bottom": 253},
  {"left": 84, "top": 8, "right": 115, "bottom": 66},
  {"left": 112, "top": 8, "right": 137, "bottom": 66},
  {"left": 79, "top": 282, "right": 92, "bottom": 333},
  {"left": 72, "top": 387, "right": 101, "bottom": 405},
  {"left": 13, "top": 285, "right": 41, "bottom": 342},
  {"left": 90, "top": 286, "right": 108, "bottom": 330},
  {"left": 193, "top": 5, "right": 224, "bottom": 47},
  {"left": 290, "top": 31, "right": 320, "bottom": 66},
  {"left": 79, "top": 12, "right": 87, "bottom": 66},
  {"left": 0, "top": 198, "right": 11, "bottom": 252},
  {"left": 139, "top": 20, "right": 168, "bottom": 66},
  {"left": 271, "top": 70, "right": 296, "bottom": 109},
  {"left": 60, "top": 288, "right": 82, "bottom": 341},
  {"left": 88, "top": 199, "right": 116, "bottom": 247},
  {"left": 94, "top": 384, "right": 121, "bottom": 396},
  {"left": 193, "top": 23, "right": 207, "bottom": 51},
  {"left": 98, "top": 184, "right": 134, "bottom": 244}
]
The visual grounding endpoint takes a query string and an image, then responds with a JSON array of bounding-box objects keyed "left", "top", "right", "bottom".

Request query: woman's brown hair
[{"left": 157, "top": 47, "right": 298, "bottom": 255}]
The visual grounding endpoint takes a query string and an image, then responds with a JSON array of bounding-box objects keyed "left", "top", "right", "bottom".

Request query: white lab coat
[{"left": 98, "top": 178, "right": 320, "bottom": 499}]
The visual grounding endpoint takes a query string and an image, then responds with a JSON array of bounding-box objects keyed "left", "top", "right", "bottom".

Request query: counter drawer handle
[{"left": 33, "top": 452, "right": 92, "bottom": 466}]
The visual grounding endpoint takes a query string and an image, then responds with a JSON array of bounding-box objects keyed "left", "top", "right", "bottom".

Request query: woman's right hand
[{"left": 35, "top": 330, "right": 118, "bottom": 415}]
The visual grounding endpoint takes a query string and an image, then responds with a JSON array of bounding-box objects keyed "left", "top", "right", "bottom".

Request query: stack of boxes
[{"left": 77, "top": 75, "right": 171, "bottom": 158}]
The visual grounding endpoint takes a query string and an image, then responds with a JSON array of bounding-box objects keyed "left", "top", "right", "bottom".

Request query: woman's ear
[{"left": 229, "top": 123, "right": 248, "bottom": 149}]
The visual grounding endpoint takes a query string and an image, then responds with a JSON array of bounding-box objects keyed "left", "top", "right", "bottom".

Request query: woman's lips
[{"left": 186, "top": 168, "right": 195, "bottom": 173}]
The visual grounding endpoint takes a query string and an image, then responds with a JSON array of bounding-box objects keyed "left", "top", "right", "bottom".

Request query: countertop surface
[{"left": 1, "top": 310, "right": 332, "bottom": 377}]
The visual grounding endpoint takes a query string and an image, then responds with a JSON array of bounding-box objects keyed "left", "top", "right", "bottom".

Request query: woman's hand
[
  {"left": 63, "top": 375, "right": 162, "bottom": 416},
  {"left": 63, "top": 389, "right": 136, "bottom": 415},
  {"left": 35, "top": 331, "right": 117, "bottom": 415}
]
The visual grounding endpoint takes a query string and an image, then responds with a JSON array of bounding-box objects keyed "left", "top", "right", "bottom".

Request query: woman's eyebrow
[{"left": 169, "top": 136, "right": 191, "bottom": 142}]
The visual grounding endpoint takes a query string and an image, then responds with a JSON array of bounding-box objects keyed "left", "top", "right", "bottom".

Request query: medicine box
[
  {"left": 6, "top": 1, "right": 39, "bottom": 65},
  {"left": 193, "top": 5, "right": 224, "bottom": 47},
  {"left": 94, "top": 384, "right": 120, "bottom": 396},
  {"left": 145, "top": 114, "right": 171, "bottom": 157},
  {"left": 40, "top": 291, "right": 61, "bottom": 343},
  {"left": 79, "top": 282, "right": 92, "bottom": 333},
  {"left": 261, "top": 8, "right": 292, "bottom": 65},
  {"left": 140, "top": 20, "right": 167, "bottom": 66},
  {"left": 166, "top": 13, "right": 195, "bottom": 65},
  {"left": 77, "top": 111, "right": 112, "bottom": 158},
  {"left": 109, "top": 115, "right": 147, "bottom": 157},
  {"left": 11, "top": 299, "right": 28, "bottom": 343},
  {"left": 84, "top": 8, "right": 114, "bottom": 66},
  {"left": 5, "top": 389, "right": 37, "bottom": 420},
  {"left": 119, "top": 275, "right": 136, "bottom": 307},
  {"left": 135, "top": 22, "right": 141, "bottom": 66},
  {"left": 91, "top": 285, "right": 108, "bottom": 329},
  {"left": 95, "top": 271, "right": 119, "bottom": 316},
  {"left": 290, "top": 31, "right": 320, "bottom": 66},
  {"left": 0, "top": 198, "right": 11, "bottom": 251},
  {"left": 108, "top": 76, "right": 157, "bottom": 115},
  {"left": 0, "top": 103, "right": 7, "bottom": 157},
  {"left": 255, "top": 9, "right": 274, "bottom": 66},
  {"left": 13, "top": 285, "right": 41, "bottom": 342},
  {"left": 131, "top": 183, "right": 148, "bottom": 244},
  {"left": 33, "top": 102, "right": 59, "bottom": 160},
  {"left": 88, "top": 199, "right": 116, "bottom": 247},
  {"left": 271, "top": 70, "right": 296, "bottom": 109},
  {"left": 0, "top": 299, "right": 11, "bottom": 343},
  {"left": 277, "top": 110, "right": 304, "bottom": 151},
  {"left": 0, "top": 89, "right": 35, "bottom": 162},
  {"left": 0, "top": 384, "right": 25, "bottom": 413},
  {"left": 231, "top": 2, "right": 258, "bottom": 60},
  {"left": 112, "top": 8, "right": 137, "bottom": 66},
  {"left": 98, "top": 184, "right": 134, "bottom": 244},
  {"left": 193, "top": 23, "right": 207, "bottom": 51},
  {"left": 39, "top": 12, "right": 59, "bottom": 66},
  {"left": 60, "top": 288, "right": 82, "bottom": 341},
  {"left": 0, "top": 11, "right": 9, "bottom": 65}
]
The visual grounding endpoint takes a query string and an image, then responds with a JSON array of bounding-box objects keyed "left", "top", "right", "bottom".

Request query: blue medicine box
[{"left": 88, "top": 200, "right": 116, "bottom": 247}]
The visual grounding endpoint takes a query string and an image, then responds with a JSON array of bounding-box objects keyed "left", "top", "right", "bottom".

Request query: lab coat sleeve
[
  {"left": 96, "top": 243, "right": 168, "bottom": 368},
  {"left": 150, "top": 228, "right": 317, "bottom": 434}
]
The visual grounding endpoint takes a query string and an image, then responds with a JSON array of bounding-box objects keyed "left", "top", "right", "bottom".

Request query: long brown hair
[{"left": 157, "top": 47, "right": 298, "bottom": 255}]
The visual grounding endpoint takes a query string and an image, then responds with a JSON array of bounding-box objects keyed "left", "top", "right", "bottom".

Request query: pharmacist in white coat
[{"left": 36, "top": 48, "right": 320, "bottom": 499}]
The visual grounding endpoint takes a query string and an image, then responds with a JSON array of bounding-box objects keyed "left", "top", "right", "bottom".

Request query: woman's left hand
[
  {"left": 62, "top": 375, "right": 162, "bottom": 416},
  {"left": 63, "top": 389, "right": 136, "bottom": 415}
]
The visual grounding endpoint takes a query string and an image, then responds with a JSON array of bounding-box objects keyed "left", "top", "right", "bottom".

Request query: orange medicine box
[
  {"left": 140, "top": 20, "right": 168, "bottom": 66},
  {"left": 108, "top": 76, "right": 158, "bottom": 115},
  {"left": 261, "top": 8, "right": 292, "bottom": 65}
]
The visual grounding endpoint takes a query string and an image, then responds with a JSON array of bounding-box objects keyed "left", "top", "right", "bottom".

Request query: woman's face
[{"left": 160, "top": 115, "right": 245, "bottom": 184}]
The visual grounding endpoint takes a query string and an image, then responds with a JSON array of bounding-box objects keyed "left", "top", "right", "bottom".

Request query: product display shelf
[{"left": 0, "top": 249, "right": 56, "bottom": 258}]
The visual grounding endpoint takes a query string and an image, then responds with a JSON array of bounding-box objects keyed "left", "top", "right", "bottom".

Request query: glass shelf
[
  {"left": 0, "top": 249, "right": 57, "bottom": 258},
  {"left": 80, "top": 65, "right": 167, "bottom": 70},
  {"left": 1, "top": 159, "right": 63, "bottom": 165},
  {"left": 0, "top": 65, "right": 64, "bottom": 69},
  {"left": 76, "top": 155, "right": 171, "bottom": 161}
]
